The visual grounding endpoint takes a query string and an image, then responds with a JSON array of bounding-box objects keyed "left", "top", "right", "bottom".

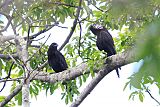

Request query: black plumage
[
  {"left": 90, "top": 24, "right": 120, "bottom": 77},
  {"left": 47, "top": 42, "right": 68, "bottom": 73},
  {"left": 47, "top": 43, "right": 74, "bottom": 95}
]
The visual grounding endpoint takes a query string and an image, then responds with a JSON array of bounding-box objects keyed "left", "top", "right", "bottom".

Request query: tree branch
[
  {"left": 0, "top": 84, "right": 22, "bottom": 107},
  {"left": 0, "top": 54, "right": 18, "bottom": 60},
  {"left": 24, "top": 22, "right": 58, "bottom": 40},
  {"left": 0, "top": 77, "right": 24, "bottom": 83},
  {"left": 0, "top": 62, "right": 14, "bottom": 92},
  {"left": 33, "top": 63, "right": 88, "bottom": 83},
  {"left": 146, "top": 89, "right": 160, "bottom": 105},
  {"left": 26, "top": 34, "right": 51, "bottom": 63},
  {"left": 0, "top": 49, "right": 138, "bottom": 106},
  {"left": 50, "top": 2, "right": 79, "bottom": 8},
  {"left": 58, "top": 0, "right": 82, "bottom": 51},
  {"left": 34, "top": 49, "right": 138, "bottom": 85},
  {"left": 0, "top": 35, "right": 15, "bottom": 44},
  {"left": 0, "top": 12, "right": 12, "bottom": 32},
  {"left": 70, "top": 49, "right": 138, "bottom": 107},
  {"left": 0, "top": 0, "right": 13, "bottom": 10},
  {"left": 78, "top": 18, "right": 82, "bottom": 56}
]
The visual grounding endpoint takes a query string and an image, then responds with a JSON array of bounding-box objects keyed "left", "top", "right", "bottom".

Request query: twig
[
  {"left": 56, "top": 25, "right": 68, "bottom": 28},
  {"left": 58, "top": 0, "right": 83, "bottom": 51},
  {"left": 78, "top": 19, "right": 82, "bottom": 56},
  {"left": 146, "top": 89, "right": 160, "bottom": 105},
  {"left": 29, "top": 45, "right": 41, "bottom": 48},
  {"left": 26, "top": 34, "right": 51, "bottom": 63},
  {"left": 26, "top": 25, "right": 31, "bottom": 47},
  {"left": 77, "top": 15, "right": 90, "bottom": 23},
  {"left": 24, "top": 22, "right": 58, "bottom": 40},
  {"left": 50, "top": 2, "right": 79, "bottom": 8},
  {"left": 0, "top": 77, "right": 24, "bottom": 83},
  {"left": 0, "top": 62, "right": 14, "bottom": 92},
  {"left": 0, "top": 62, "right": 13, "bottom": 80},
  {"left": 91, "top": 3, "right": 111, "bottom": 13},
  {"left": 10, "top": 22, "right": 17, "bottom": 35},
  {"left": 7, "top": 53, "right": 22, "bottom": 68},
  {"left": 10, "top": 9, "right": 18, "bottom": 35},
  {"left": 0, "top": 17, "right": 12, "bottom": 32},
  {"left": 30, "top": 24, "right": 67, "bottom": 29},
  {"left": 0, "top": 11, "right": 13, "bottom": 33},
  {"left": 31, "top": 35, "right": 46, "bottom": 41}
]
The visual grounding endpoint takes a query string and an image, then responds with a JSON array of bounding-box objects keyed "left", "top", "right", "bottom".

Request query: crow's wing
[
  {"left": 59, "top": 52, "right": 68, "bottom": 69},
  {"left": 97, "top": 30, "right": 116, "bottom": 56}
]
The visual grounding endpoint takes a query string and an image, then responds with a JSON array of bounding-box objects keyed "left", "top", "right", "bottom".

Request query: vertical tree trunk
[
  {"left": 15, "top": 37, "right": 31, "bottom": 107},
  {"left": 22, "top": 80, "right": 30, "bottom": 107}
]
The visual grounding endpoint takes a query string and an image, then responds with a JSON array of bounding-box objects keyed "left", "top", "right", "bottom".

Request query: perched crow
[
  {"left": 47, "top": 43, "right": 73, "bottom": 95},
  {"left": 47, "top": 42, "right": 68, "bottom": 73},
  {"left": 90, "top": 24, "right": 120, "bottom": 77}
]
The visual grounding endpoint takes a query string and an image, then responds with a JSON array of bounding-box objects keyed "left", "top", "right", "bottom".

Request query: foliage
[
  {"left": 0, "top": 0, "right": 160, "bottom": 106},
  {"left": 124, "top": 19, "right": 160, "bottom": 102}
]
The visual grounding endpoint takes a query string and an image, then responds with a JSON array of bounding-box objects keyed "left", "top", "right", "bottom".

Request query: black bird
[
  {"left": 47, "top": 43, "right": 73, "bottom": 95},
  {"left": 90, "top": 24, "right": 120, "bottom": 78},
  {"left": 47, "top": 42, "right": 68, "bottom": 73}
]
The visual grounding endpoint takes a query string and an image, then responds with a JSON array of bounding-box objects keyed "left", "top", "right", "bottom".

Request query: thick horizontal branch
[
  {"left": 33, "top": 63, "right": 88, "bottom": 83},
  {"left": 33, "top": 49, "right": 138, "bottom": 84}
]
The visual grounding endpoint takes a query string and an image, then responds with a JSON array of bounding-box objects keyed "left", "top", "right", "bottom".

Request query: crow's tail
[{"left": 115, "top": 67, "right": 120, "bottom": 78}]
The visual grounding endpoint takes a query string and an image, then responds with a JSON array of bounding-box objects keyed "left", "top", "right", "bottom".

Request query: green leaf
[
  {"left": 0, "top": 96, "right": 6, "bottom": 102},
  {"left": 65, "top": 95, "right": 69, "bottom": 104},
  {"left": 61, "top": 93, "right": 66, "bottom": 100},
  {"left": 130, "top": 74, "right": 142, "bottom": 89},
  {"left": 139, "top": 91, "right": 144, "bottom": 102},
  {"left": 128, "top": 91, "right": 138, "bottom": 100},
  {"left": 68, "top": 93, "right": 73, "bottom": 102},
  {"left": 123, "top": 81, "right": 129, "bottom": 91},
  {"left": 82, "top": 74, "right": 87, "bottom": 82},
  {"left": 15, "top": 91, "right": 22, "bottom": 105},
  {"left": 60, "top": 83, "right": 65, "bottom": 91},
  {"left": 78, "top": 76, "right": 82, "bottom": 87}
]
